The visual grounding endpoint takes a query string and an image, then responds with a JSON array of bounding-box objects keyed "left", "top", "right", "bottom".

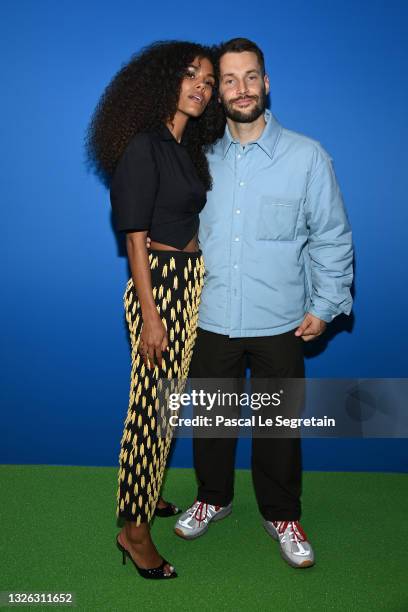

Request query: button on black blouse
[{"left": 109, "top": 123, "right": 207, "bottom": 250}]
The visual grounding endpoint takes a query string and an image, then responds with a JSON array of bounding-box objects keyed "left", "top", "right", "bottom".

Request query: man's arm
[{"left": 296, "top": 146, "right": 354, "bottom": 340}]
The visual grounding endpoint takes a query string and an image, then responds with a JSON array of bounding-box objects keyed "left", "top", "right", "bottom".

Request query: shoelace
[
  {"left": 193, "top": 501, "right": 209, "bottom": 525},
  {"left": 273, "top": 520, "right": 308, "bottom": 543}
]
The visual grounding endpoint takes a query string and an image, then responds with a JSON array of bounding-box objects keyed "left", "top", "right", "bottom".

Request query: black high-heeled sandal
[
  {"left": 116, "top": 536, "right": 178, "bottom": 580},
  {"left": 154, "top": 501, "right": 182, "bottom": 518}
]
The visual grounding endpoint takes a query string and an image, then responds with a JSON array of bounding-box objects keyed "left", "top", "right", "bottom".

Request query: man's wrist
[{"left": 307, "top": 308, "right": 335, "bottom": 324}]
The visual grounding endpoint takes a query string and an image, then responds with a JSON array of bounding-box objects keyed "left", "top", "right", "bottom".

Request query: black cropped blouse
[{"left": 109, "top": 123, "right": 207, "bottom": 249}]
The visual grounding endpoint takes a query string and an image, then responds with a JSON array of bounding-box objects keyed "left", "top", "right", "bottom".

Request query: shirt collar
[
  {"left": 220, "top": 108, "right": 281, "bottom": 159},
  {"left": 157, "top": 123, "right": 188, "bottom": 146}
]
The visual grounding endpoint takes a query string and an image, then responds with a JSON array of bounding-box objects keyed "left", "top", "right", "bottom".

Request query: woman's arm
[{"left": 126, "top": 231, "right": 168, "bottom": 368}]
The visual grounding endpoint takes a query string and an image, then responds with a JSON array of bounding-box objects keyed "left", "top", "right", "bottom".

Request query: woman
[{"left": 85, "top": 40, "right": 224, "bottom": 580}]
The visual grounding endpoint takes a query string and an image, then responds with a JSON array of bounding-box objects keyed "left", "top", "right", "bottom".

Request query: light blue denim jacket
[{"left": 198, "top": 109, "right": 354, "bottom": 337}]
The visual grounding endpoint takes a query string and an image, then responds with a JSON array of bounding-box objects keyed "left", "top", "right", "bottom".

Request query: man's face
[{"left": 218, "top": 51, "right": 270, "bottom": 123}]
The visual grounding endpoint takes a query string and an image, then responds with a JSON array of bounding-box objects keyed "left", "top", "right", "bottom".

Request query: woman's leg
[
  {"left": 115, "top": 252, "right": 204, "bottom": 569},
  {"left": 117, "top": 522, "right": 173, "bottom": 574}
]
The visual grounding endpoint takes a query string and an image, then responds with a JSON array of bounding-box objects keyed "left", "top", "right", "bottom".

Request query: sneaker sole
[
  {"left": 280, "top": 549, "right": 315, "bottom": 568},
  {"left": 174, "top": 506, "right": 232, "bottom": 540}
]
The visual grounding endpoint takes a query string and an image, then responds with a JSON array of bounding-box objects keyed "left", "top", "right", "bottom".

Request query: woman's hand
[
  {"left": 139, "top": 311, "right": 168, "bottom": 368},
  {"left": 124, "top": 231, "right": 169, "bottom": 367}
]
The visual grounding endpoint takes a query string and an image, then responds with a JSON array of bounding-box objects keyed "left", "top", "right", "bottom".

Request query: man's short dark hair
[{"left": 216, "top": 37, "right": 266, "bottom": 77}]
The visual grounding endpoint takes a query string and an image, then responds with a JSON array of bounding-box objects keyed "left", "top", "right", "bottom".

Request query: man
[{"left": 174, "top": 38, "right": 354, "bottom": 569}]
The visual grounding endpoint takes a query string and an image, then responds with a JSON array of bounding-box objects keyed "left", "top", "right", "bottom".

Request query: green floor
[{"left": 0, "top": 466, "right": 407, "bottom": 611}]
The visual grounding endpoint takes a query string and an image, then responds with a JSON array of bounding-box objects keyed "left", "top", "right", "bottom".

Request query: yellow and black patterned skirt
[{"left": 116, "top": 248, "right": 205, "bottom": 524}]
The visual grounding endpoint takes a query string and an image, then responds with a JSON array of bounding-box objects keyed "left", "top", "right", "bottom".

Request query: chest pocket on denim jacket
[{"left": 256, "top": 196, "right": 301, "bottom": 241}]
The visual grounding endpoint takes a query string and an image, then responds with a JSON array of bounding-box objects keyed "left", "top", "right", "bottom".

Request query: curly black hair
[{"left": 85, "top": 40, "right": 226, "bottom": 191}]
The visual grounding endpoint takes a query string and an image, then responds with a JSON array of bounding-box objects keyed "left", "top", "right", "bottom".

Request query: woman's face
[{"left": 177, "top": 55, "right": 215, "bottom": 117}]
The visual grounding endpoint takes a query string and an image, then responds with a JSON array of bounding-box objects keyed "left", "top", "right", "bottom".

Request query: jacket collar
[{"left": 220, "top": 108, "right": 281, "bottom": 159}]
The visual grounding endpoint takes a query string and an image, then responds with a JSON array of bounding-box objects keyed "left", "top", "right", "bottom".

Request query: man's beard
[{"left": 221, "top": 89, "right": 267, "bottom": 123}]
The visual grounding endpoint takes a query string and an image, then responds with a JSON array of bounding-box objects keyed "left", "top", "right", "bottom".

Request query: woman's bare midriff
[{"left": 149, "top": 233, "right": 199, "bottom": 252}]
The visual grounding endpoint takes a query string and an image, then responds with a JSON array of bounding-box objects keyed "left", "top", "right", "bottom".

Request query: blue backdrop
[{"left": 1, "top": 0, "right": 407, "bottom": 472}]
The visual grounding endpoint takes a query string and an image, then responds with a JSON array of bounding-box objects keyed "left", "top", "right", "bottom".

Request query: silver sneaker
[
  {"left": 263, "top": 520, "right": 315, "bottom": 568},
  {"left": 174, "top": 500, "right": 232, "bottom": 540}
]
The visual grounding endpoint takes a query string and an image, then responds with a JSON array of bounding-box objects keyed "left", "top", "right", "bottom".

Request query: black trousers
[{"left": 189, "top": 327, "right": 304, "bottom": 521}]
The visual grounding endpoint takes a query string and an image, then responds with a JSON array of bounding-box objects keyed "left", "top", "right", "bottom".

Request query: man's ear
[{"left": 264, "top": 73, "right": 270, "bottom": 96}]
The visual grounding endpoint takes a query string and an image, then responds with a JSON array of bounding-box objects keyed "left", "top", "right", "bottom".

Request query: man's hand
[
  {"left": 146, "top": 236, "right": 151, "bottom": 249},
  {"left": 295, "top": 313, "right": 327, "bottom": 342}
]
